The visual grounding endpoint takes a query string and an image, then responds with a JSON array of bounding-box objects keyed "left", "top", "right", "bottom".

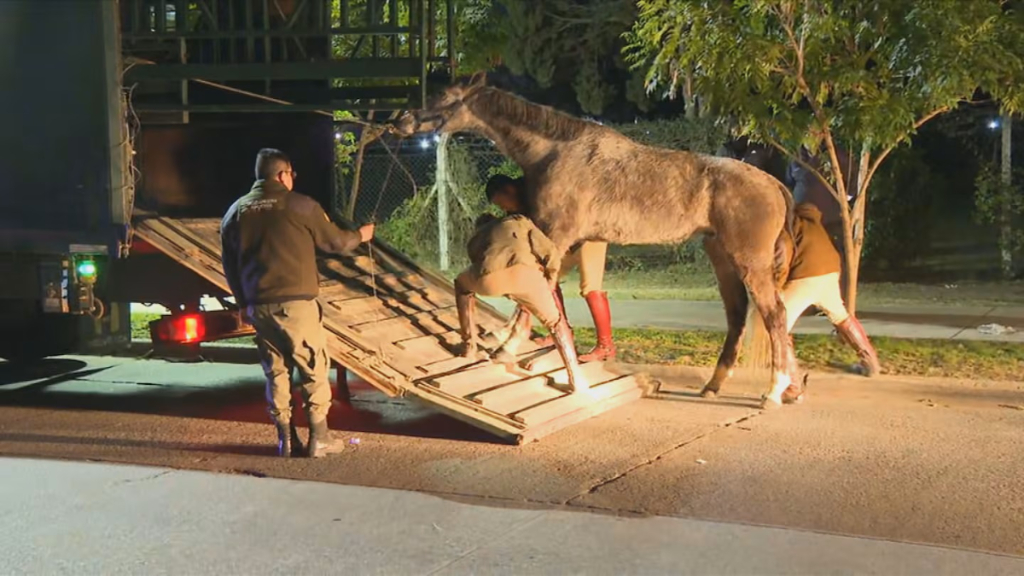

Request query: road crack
[{"left": 564, "top": 411, "right": 761, "bottom": 505}]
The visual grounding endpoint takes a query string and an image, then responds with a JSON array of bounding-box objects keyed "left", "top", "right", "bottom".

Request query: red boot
[
  {"left": 532, "top": 285, "right": 568, "bottom": 347},
  {"left": 579, "top": 291, "right": 616, "bottom": 362},
  {"left": 835, "top": 316, "right": 881, "bottom": 377}
]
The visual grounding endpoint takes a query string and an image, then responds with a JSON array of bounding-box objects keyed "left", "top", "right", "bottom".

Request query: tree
[{"left": 626, "top": 0, "right": 1024, "bottom": 311}]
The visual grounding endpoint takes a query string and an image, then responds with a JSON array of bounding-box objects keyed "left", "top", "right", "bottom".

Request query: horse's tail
[
  {"left": 742, "top": 180, "right": 796, "bottom": 374},
  {"left": 772, "top": 181, "right": 796, "bottom": 289}
]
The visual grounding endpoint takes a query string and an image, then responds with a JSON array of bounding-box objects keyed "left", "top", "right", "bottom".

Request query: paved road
[
  {"left": 3, "top": 457, "right": 1023, "bottom": 575},
  {"left": 1, "top": 355, "right": 1023, "bottom": 572}
]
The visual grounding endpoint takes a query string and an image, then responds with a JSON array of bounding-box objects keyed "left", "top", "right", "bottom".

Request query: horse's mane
[{"left": 467, "top": 87, "right": 598, "bottom": 141}]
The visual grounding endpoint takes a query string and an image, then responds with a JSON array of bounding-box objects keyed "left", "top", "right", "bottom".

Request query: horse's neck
[{"left": 473, "top": 119, "right": 558, "bottom": 167}]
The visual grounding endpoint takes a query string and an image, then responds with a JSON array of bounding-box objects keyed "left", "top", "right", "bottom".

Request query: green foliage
[
  {"left": 626, "top": 0, "right": 1024, "bottom": 156},
  {"left": 491, "top": 0, "right": 640, "bottom": 116},
  {"left": 862, "top": 147, "right": 939, "bottom": 269},
  {"left": 974, "top": 162, "right": 1024, "bottom": 255}
]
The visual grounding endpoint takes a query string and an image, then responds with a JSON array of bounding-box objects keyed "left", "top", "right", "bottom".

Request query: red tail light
[{"left": 150, "top": 313, "right": 207, "bottom": 344}]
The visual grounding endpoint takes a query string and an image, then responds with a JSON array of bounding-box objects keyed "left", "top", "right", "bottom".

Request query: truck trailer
[{"left": 0, "top": 0, "right": 643, "bottom": 444}]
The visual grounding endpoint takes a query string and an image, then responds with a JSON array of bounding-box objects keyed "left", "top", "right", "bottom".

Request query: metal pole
[
  {"left": 436, "top": 133, "right": 450, "bottom": 270},
  {"left": 1000, "top": 113, "right": 1013, "bottom": 278}
]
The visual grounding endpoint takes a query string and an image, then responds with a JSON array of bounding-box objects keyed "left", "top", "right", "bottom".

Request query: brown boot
[
  {"left": 835, "top": 316, "right": 881, "bottom": 377},
  {"left": 549, "top": 315, "right": 589, "bottom": 393},
  {"left": 532, "top": 284, "right": 568, "bottom": 347},
  {"left": 307, "top": 418, "right": 345, "bottom": 458},
  {"left": 274, "top": 421, "right": 305, "bottom": 458},
  {"left": 579, "top": 291, "right": 616, "bottom": 362},
  {"left": 456, "top": 289, "right": 479, "bottom": 358}
]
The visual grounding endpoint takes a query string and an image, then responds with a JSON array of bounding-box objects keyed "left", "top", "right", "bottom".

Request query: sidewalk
[
  {"left": 482, "top": 298, "right": 1024, "bottom": 343},
  {"left": 135, "top": 298, "right": 1024, "bottom": 343},
  {"left": 4, "top": 458, "right": 1022, "bottom": 575}
]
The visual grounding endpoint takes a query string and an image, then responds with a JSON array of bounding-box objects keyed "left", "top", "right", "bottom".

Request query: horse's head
[{"left": 391, "top": 72, "right": 489, "bottom": 137}]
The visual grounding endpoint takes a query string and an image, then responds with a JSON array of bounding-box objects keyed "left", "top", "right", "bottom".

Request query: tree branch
[{"left": 863, "top": 106, "right": 950, "bottom": 190}]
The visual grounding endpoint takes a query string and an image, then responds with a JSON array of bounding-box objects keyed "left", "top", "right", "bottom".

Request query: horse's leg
[
  {"left": 742, "top": 268, "right": 790, "bottom": 409},
  {"left": 701, "top": 236, "right": 749, "bottom": 398}
]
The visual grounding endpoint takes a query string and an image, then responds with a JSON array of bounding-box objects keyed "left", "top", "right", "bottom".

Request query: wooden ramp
[{"left": 133, "top": 215, "right": 645, "bottom": 444}]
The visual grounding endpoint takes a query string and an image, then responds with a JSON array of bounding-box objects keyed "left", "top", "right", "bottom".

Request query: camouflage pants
[{"left": 248, "top": 300, "right": 331, "bottom": 424}]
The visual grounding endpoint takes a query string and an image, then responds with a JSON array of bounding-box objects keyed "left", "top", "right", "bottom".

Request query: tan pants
[
  {"left": 456, "top": 264, "right": 560, "bottom": 326},
  {"left": 248, "top": 299, "right": 332, "bottom": 424},
  {"left": 559, "top": 241, "right": 607, "bottom": 296},
  {"left": 782, "top": 272, "right": 851, "bottom": 332}
]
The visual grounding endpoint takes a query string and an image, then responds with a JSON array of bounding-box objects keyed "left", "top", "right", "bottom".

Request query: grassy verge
[
  {"left": 572, "top": 328, "right": 1024, "bottom": 382},
  {"left": 568, "top": 266, "right": 1024, "bottom": 307},
  {"left": 132, "top": 313, "right": 1021, "bottom": 381},
  {"left": 437, "top": 265, "right": 1024, "bottom": 307}
]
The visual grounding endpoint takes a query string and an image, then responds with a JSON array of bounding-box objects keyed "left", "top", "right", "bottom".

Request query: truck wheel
[{"left": 0, "top": 300, "right": 80, "bottom": 363}]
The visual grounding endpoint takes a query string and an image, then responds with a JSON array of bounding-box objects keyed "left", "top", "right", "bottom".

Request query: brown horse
[{"left": 392, "top": 74, "right": 800, "bottom": 407}]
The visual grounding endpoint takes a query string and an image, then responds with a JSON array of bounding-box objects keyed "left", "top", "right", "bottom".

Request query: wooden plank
[
  {"left": 469, "top": 375, "right": 566, "bottom": 416},
  {"left": 511, "top": 375, "right": 640, "bottom": 427},
  {"left": 404, "top": 385, "right": 525, "bottom": 442},
  {"left": 516, "top": 383, "right": 644, "bottom": 444},
  {"left": 426, "top": 362, "right": 537, "bottom": 398},
  {"left": 394, "top": 332, "right": 461, "bottom": 366},
  {"left": 469, "top": 362, "right": 621, "bottom": 416},
  {"left": 352, "top": 307, "right": 460, "bottom": 341}
]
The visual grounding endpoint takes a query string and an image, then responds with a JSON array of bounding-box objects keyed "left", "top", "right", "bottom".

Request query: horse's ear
[{"left": 468, "top": 71, "right": 487, "bottom": 89}]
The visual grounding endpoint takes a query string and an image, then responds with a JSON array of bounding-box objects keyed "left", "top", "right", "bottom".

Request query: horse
[{"left": 391, "top": 74, "right": 800, "bottom": 407}]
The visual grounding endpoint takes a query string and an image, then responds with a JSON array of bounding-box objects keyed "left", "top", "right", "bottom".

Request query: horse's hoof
[
  {"left": 760, "top": 395, "right": 783, "bottom": 410},
  {"left": 700, "top": 387, "right": 718, "bottom": 399},
  {"left": 783, "top": 392, "right": 805, "bottom": 405}
]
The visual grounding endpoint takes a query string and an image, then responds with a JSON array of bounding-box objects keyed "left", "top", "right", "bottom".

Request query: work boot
[
  {"left": 274, "top": 421, "right": 305, "bottom": 458},
  {"left": 578, "top": 291, "right": 616, "bottom": 362},
  {"left": 549, "top": 315, "right": 589, "bottom": 394},
  {"left": 306, "top": 418, "right": 345, "bottom": 458},
  {"left": 456, "top": 289, "right": 480, "bottom": 358},
  {"left": 491, "top": 308, "right": 532, "bottom": 365},
  {"left": 835, "top": 316, "right": 881, "bottom": 377},
  {"left": 531, "top": 285, "right": 568, "bottom": 347}
]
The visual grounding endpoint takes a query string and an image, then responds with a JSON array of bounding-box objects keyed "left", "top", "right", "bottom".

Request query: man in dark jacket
[
  {"left": 781, "top": 203, "right": 880, "bottom": 377},
  {"left": 221, "top": 148, "right": 374, "bottom": 458}
]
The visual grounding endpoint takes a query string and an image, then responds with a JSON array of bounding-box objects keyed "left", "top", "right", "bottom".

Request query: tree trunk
[
  {"left": 344, "top": 110, "right": 375, "bottom": 221},
  {"left": 1000, "top": 113, "right": 1013, "bottom": 278}
]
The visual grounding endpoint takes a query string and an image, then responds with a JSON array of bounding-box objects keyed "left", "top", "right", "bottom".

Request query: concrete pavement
[
  {"left": 1, "top": 355, "right": 1023, "bottom": 563},
  {"left": 3, "top": 457, "right": 1022, "bottom": 575},
  {"left": 481, "top": 298, "right": 1024, "bottom": 342}
]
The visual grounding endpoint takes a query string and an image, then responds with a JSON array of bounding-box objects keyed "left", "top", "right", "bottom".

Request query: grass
[
  {"left": 131, "top": 313, "right": 1022, "bottom": 382},
  {"left": 437, "top": 264, "right": 1024, "bottom": 307},
  {"left": 559, "top": 265, "right": 1024, "bottom": 307},
  {"left": 572, "top": 328, "right": 1024, "bottom": 382}
]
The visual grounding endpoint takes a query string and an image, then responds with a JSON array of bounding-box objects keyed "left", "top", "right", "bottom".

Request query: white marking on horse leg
[{"left": 764, "top": 371, "right": 791, "bottom": 405}]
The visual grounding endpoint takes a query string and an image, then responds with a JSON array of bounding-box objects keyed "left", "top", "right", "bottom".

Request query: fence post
[{"left": 435, "top": 133, "right": 451, "bottom": 270}]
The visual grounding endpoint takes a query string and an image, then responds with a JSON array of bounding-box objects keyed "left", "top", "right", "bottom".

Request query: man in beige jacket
[{"left": 455, "top": 213, "right": 588, "bottom": 393}]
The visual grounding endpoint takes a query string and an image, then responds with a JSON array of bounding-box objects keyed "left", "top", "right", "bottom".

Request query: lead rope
[{"left": 362, "top": 135, "right": 408, "bottom": 365}]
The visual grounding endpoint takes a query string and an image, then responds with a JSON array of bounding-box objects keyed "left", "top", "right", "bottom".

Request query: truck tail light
[{"left": 150, "top": 313, "right": 206, "bottom": 344}]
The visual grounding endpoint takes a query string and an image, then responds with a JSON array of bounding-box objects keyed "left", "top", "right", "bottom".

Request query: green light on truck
[{"left": 77, "top": 260, "right": 97, "bottom": 278}]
